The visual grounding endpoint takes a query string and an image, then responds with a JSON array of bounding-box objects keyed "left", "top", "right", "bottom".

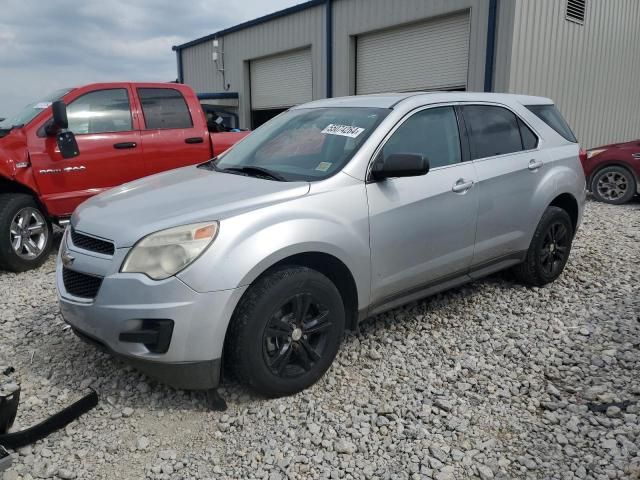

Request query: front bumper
[{"left": 56, "top": 231, "right": 247, "bottom": 390}]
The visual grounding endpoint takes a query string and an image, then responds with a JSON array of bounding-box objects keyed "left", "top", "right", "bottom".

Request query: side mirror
[
  {"left": 56, "top": 131, "right": 80, "bottom": 159},
  {"left": 50, "top": 101, "right": 69, "bottom": 132},
  {"left": 47, "top": 101, "right": 79, "bottom": 158},
  {"left": 371, "top": 153, "right": 430, "bottom": 180}
]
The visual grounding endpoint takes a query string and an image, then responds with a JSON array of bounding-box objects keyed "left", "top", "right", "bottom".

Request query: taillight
[{"left": 579, "top": 148, "right": 587, "bottom": 165}]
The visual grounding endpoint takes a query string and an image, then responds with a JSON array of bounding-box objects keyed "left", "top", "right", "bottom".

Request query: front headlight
[{"left": 121, "top": 222, "right": 219, "bottom": 280}]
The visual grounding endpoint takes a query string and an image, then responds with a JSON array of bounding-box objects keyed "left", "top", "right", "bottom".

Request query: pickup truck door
[
  {"left": 134, "top": 86, "right": 212, "bottom": 175},
  {"left": 29, "top": 85, "right": 146, "bottom": 217}
]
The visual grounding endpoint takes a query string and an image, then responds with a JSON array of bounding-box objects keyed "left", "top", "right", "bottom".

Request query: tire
[
  {"left": 0, "top": 193, "right": 53, "bottom": 272},
  {"left": 513, "top": 206, "right": 574, "bottom": 287},
  {"left": 226, "top": 266, "right": 345, "bottom": 397},
  {"left": 591, "top": 166, "right": 636, "bottom": 205}
]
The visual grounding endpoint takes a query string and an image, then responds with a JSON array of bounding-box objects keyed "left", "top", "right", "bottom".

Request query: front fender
[
  {"left": 177, "top": 181, "right": 371, "bottom": 308},
  {"left": 0, "top": 130, "right": 41, "bottom": 199}
]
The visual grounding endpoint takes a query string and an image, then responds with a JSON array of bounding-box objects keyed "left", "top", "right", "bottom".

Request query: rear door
[
  {"left": 460, "top": 104, "right": 544, "bottom": 272},
  {"left": 366, "top": 105, "right": 479, "bottom": 307},
  {"left": 136, "top": 86, "right": 212, "bottom": 175},
  {"left": 31, "top": 85, "right": 145, "bottom": 215}
]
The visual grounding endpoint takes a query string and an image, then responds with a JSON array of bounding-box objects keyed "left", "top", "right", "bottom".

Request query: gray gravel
[{"left": 1, "top": 198, "right": 639, "bottom": 480}]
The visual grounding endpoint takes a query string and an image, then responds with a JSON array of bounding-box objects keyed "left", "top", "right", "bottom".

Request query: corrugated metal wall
[
  {"left": 331, "top": 0, "right": 493, "bottom": 95},
  {"left": 182, "top": 4, "right": 325, "bottom": 128},
  {"left": 506, "top": 0, "right": 640, "bottom": 148}
]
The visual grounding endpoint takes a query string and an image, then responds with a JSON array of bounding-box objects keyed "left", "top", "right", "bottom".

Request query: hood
[{"left": 72, "top": 165, "right": 310, "bottom": 247}]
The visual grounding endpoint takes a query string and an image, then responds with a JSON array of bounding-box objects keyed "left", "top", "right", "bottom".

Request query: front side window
[
  {"left": 67, "top": 89, "right": 132, "bottom": 135},
  {"left": 213, "top": 107, "right": 389, "bottom": 182},
  {"left": 462, "top": 105, "right": 528, "bottom": 160},
  {"left": 138, "top": 88, "right": 193, "bottom": 129},
  {"left": 382, "top": 106, "right": 461, "bottom": 169}
]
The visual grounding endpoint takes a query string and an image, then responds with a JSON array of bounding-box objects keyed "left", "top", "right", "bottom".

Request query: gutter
[
  {"left": 176, "top": 49, "right": 184, "bottom": 84},
  {"left": 484, "top": 0, "right": 498, "bottom": 92}
]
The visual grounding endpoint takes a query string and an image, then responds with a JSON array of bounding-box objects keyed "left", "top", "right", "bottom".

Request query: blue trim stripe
[
  {"left": 325, "top": 0, "right": 333, "bottom": 98},
  {"left": 484, "top": 0, "right": 498, "bottom": 92}
]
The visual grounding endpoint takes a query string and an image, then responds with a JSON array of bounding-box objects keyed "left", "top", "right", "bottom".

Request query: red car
[
  {"left": 580, "top": 139, "right": 640, "bottom": 204},
  {"left": 0, "top": 82, "right": 249, "bottom": 271}
]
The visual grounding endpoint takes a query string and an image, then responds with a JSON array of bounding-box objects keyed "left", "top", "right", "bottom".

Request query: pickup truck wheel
[
  {"left": 513, "top": 206, "right": 573, "bottom": 287},
  {"left": 0, "top": 194, "right": 53, "bottom": 272},
  {"left": 591, "top": 166, "right": 636, "bottom": 204},
  {"left": 226, "top": 266, "right": 345, "bottom": 397}
]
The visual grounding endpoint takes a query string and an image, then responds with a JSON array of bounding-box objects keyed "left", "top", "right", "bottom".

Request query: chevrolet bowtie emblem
[{"left": 61, "top": 251, "right": 75, "bottom": 267}]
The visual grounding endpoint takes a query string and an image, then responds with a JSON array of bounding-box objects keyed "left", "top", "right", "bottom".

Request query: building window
[{"left": 566, "top": 0, "right": 586, "bottom": 25}]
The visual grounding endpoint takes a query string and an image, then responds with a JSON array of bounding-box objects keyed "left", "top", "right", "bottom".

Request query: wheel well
[
  {"left": 549, "top": 193, "right": 579, "bottom": 233},
  {"left": 588, "top": 162, "right": 638, "bottom": 189},
  {"left": 0, "top": 177, "right": 49, "bottom": 216},
  {"left": 266, "top": 252, "right": 359, "bottom": 331}
]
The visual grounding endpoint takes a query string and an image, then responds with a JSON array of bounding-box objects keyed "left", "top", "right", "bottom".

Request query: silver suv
[{"left": 56, "top": 92, "right": 586, "bottom": 397}]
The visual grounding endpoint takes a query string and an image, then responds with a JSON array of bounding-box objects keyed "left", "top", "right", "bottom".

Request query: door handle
[
  {"left": 452, "top": 178, "right": 474, "bottom": 193},
  {"left": 528, "top": 159, "right": 544, "bottom": 170},
  {"left": 113, "top": 142, "right": 137, "bottom": 149},
  {"left": 185, "top": 137, "right": 204, "bottom": 144}
]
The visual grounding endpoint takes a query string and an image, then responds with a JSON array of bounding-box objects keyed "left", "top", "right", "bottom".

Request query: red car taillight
[{"left": 579, "top": 147, "right": 588, "bottom": 166}]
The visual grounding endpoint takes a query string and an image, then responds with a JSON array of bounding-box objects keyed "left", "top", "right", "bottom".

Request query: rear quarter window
[{"left": 526, "top": 104, "right": 577, "bottom": 143}]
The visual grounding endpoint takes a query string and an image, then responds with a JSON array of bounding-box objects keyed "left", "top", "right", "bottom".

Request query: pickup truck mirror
[
  {"left": 371, "top": 153, "right": 430, "bottom": 181},
  {"left": 56, "top": 131, "right": 80, "bottom": 159},
  {"left": 50, "top": 101, "right": 69, "bottom": 132}
]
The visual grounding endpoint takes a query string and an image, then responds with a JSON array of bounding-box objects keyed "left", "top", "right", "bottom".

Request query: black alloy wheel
[{"left": 263, "top": 292, "right": 333, "bottom": 379}]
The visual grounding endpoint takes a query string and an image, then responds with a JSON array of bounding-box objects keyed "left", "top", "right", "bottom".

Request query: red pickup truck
[{"left": 0, "top": 82, "right": 249, "bottom": 272}]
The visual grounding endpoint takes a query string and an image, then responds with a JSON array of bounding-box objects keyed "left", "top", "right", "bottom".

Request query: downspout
[
  {"left": 173, "top": 46, "right": 184, "bottom": 84},
  {"left": 484, "top": 0, "right": 498, "bottom": 92},
  {"left": 325, "top": 0, "right": 333, "bottom": 98}
]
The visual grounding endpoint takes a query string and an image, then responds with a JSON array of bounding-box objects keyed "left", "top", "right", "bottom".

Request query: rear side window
[
  {"left": 518, "top": 118, "right": 539, "bottom": 150},
  {"left": 526, "top": 104, "right": 577, "bottom": 142},
  {"left": 462, "top": 105, "right": 524, "bottom": 159},
  {"left": 138, "top": 88, "right": 193, "bottom": 129}
]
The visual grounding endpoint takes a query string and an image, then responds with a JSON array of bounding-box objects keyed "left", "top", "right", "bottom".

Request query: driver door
[
  {"left": 366, "top": 105, "right": 479, "bottom": 309},
  {"left": 30, "top": 86, "right": 145, "bottom": 216}
]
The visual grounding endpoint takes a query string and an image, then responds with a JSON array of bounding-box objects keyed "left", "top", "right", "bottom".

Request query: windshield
[
  {"left": 214, "top": 107, "right": 389, "bottom": 181},
  {"left": 0, "top": 88, "right": 72, "bottom": 129}
]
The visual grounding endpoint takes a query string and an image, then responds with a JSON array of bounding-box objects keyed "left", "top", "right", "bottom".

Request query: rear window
[
  {"left": 138, "top": 88, "right": 193, "bottom": 129},
  {"left": 526, "top": 104, "right": 577, "bottom": 143}
]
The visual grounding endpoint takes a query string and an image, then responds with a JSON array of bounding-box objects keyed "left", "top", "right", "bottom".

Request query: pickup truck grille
[
  {"left": 70, "top": 229, "right": 115, "bottom": 256},
  {"left": 62, "top": 268, "right": 103, "bottom": 299}
]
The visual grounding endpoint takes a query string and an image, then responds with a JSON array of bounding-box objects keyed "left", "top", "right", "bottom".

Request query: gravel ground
[{"left": 0, "top": 198, "right": 639, "bottom": 480}]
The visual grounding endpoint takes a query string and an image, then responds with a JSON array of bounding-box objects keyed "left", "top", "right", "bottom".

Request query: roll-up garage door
[
  {"left": 250, "top": 48, "right": 312, "bottom": 110},
  {"left": 356, "top": 13, "right": 470, "bottom": 95}
]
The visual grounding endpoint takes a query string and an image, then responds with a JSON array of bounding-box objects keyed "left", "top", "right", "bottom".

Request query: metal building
[{"left": 173, "top": 0, "right": 640, "bottom": 148}]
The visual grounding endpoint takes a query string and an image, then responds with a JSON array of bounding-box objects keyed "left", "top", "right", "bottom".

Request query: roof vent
[{"left": 566, "top": 0, "right": 586, "bottom": 24}]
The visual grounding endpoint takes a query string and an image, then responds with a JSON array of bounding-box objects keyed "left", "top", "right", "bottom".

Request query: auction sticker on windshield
[{"left": 321, "top": 124, "right": 365, "bottom": 138}]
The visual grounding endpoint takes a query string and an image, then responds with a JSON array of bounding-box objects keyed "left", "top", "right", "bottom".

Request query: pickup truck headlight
[{"left": 121, "top": 222, "right": 218, "bottom": 280}]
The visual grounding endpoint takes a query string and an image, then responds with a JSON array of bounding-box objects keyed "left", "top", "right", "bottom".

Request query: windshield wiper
[
  {"left": 197, "top": 158, "right": 218, "bottom": 171},
  {"left": 221, "top": 166, "right": 287, "bottom": 182}
]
